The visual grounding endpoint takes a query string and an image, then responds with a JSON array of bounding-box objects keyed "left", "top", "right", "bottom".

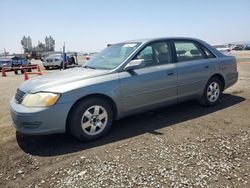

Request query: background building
[
  {"left": 45, "top": 36, "right": 55, "bottom": 51},
  {"left": 21, "top": 36, "right": 55, "bottom": 54},
  {"left": 21, "top": 36, "right": 32, "bottom": 53}
]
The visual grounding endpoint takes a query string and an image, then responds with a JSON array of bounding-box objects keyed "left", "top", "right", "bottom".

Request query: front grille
[{"left": 15, "top": 89, "right": 25, "bottom": 103}]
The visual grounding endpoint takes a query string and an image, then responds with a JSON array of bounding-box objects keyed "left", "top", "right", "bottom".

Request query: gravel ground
[{"left": 0, "top": 55, "right": 249, "bottom": 188}]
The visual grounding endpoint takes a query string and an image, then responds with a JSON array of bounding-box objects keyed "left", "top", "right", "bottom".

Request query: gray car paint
[{"left": 10, "top": 37, "right": 238, "bottom": 135}]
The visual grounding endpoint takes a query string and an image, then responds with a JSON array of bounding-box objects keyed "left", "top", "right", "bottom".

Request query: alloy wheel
[
  {"left": 207, "top": 82, "right": 220, "bottom": 103},
  {"left": 81, "top": 105, "right": 108, "bottom": 136}
]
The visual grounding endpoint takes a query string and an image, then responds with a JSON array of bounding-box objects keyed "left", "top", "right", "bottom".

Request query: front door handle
[
  {"left": 204, "top": 65, "right": 210, "bottom": 69},
  {"left": 167, "top": 72, "right": 174, "bottom": 76}
]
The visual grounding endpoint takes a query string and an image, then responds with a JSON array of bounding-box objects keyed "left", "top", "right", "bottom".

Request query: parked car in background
[
  {"left": 232, "top": 45, "right": 244, "bottom": 51},
  {"left": 43, "top": 53, "right": 77, "bottom": 69},
  {"left": 10, "top": 37, "right": 238, "bottom": 141},
  {"left": 0, "top": 55, "right": 29, "bottom": 70},
  {"left": 62, "top": 52, "right": 78, "bottom": 66},
  {"left": 244, "top": 44, "right": 250, "bottom": 50},
  {"left": 43, "top": 54, "right": 63, "bottom": 69},
  {"left": 212, "top": 44, "right": 231, "bottom": 56}
]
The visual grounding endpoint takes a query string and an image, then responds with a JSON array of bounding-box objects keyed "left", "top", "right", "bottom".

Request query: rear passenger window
[{"left": 174, "top": 41, "right": 205, "bottom": 62}]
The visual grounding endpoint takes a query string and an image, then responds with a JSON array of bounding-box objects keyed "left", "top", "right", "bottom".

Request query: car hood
[{"left": 19, "top": 67, "right": 110, "bottom": 93}]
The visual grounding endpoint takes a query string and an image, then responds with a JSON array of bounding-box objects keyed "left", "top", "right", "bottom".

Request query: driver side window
[
  {"left": 137, "top": 46, "right": 153, "bottom": 63},
  {"left": 135, "top": 42, "right": 172, "bottom": 67}
]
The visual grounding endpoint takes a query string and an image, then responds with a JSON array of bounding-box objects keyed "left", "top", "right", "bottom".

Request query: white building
[
  {"left": 45, "top": 36, "right": 55, "bottom": 51},
  {"left": 21, "top": 36, "right": 32, "bottom": 52}
]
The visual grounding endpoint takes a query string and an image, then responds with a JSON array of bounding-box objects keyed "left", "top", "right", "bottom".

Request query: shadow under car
[{"left": 16, "top": 93, "right": 245, "bottom": 157}]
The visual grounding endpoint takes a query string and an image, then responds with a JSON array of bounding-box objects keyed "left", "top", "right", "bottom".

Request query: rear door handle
[{"left": 167, "top": 72, "right": 174, "bottom": 76}]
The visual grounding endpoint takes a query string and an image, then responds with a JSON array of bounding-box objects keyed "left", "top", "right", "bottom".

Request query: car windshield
[{"left": 84, "top": 43, "right": 141, "bottom": 70}]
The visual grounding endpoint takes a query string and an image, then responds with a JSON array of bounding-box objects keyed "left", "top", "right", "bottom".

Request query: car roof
[{"left": 120, "top": 37, "right": 204, "bottom": 44}]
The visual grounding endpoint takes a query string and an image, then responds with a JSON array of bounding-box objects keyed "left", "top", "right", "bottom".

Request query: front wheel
[
  {"left": 199, "top": 77, "right": 222, "bottom": 106},
  {"left": 68, "top": 98, "right": 113, "bottom": 141}
]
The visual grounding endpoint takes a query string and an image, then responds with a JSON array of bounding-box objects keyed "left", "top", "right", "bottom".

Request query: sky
[{"left": 0, "top": 0, "right": 249, "bottom": 53}]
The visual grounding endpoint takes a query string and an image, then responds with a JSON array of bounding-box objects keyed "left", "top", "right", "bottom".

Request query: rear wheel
[
  {"left": 68, "top": 98, "right": 113, "bottom": 141},
  {"left": 44, "top": 66, "right": 49, "bottom": 70},
  {"left": 199, "top": 77, "right": 222, "bottom": 106}
]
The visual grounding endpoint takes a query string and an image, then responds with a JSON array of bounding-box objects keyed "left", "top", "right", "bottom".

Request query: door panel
[
  {"left": 119, "top": 64, "right": 177, "bottom": 112},
  {"left": 173, "top": 40, "right": 211, "bottom": 101},
  {"left": 177, "top": 59, "right": 210, "bottom": 101}
]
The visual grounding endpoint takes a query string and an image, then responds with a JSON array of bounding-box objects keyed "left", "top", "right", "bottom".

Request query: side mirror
[{"left": 124, "top": 59, "right": 145, "bottom": 71}]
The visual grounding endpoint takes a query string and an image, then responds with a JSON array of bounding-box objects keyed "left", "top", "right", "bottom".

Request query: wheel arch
[
  {"left": 66, "top": 93, "right": 118, "bottom": 132},
  {"left": 210, "top": 73, "right": 225, "bottom": 91}
]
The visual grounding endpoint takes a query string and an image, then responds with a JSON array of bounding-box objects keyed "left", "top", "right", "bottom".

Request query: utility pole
[
  {"left": 62, "top": 42, "right": 66, "bottom": 70},
  {"left": 4, "top": 48, "right": 6, "bottom": 57}
]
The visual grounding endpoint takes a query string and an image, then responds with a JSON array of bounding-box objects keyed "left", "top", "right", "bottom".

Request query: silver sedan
[{"left": 10, "top": 37, "right": 238, "bottom": 141}]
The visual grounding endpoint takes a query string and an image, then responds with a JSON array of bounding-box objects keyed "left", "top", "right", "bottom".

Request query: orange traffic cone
[
  {"left": 24, "top": 71, "right": 29, "bottom": 80},
  {"left": 1, "top": 68, "right": 7, "bottom": 77}
]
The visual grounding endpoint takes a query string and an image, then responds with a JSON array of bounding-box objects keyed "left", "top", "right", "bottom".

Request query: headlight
[{"left": 22, "top": 92, "right": 60, "bottom": 107}]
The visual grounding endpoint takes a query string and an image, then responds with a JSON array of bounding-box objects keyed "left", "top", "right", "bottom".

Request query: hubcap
[
  {"left": 207, "top": 82, "right": 220, "bottom": 103},
  {"left": 81, "top": 105, "right": 108, "bottom": 136}
]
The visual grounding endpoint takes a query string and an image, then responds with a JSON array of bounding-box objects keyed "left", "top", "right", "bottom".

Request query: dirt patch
[{"left": 0, "top": 63, "right": 249, "bottom": 188}]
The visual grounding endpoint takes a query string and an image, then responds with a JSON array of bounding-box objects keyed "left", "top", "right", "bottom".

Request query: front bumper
[{"left": 9, "top": 97, "right": 72, "bottom": 135}]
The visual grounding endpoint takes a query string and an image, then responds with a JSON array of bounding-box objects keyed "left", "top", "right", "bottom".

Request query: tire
[
  {"left": 44, "top": 66, "right": 49, "bottom": 70},
  {"left": 14, "top": 69, "right": 18, "bottom": 75},
  {"left": 21, "top": 69, "right": 25, "bottom": 74},
  {"left": 198, "top": 77, "right": 222, "bottom": 106},
  {"left": 68, "top": 97, "right": 113, "bottom": 141}
]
